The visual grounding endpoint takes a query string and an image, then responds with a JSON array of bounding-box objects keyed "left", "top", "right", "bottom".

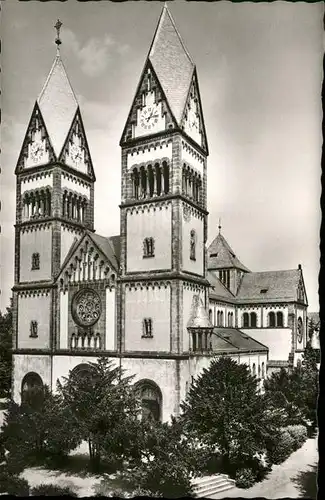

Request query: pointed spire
[
  {"left": 148, "top": 4, "right": 194, "bottom": 123},
  {"left": 208, "top": 229, "right": 250, "bottom": 273},
  {"left": 37, "top": 22, "right": 78, "bottom": 157}
]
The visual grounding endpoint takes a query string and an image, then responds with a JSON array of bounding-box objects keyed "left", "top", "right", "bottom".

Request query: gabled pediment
[
  {"left": 58, "top": 231, "right": 119, "bottom": 288},
  {"left": 181, "top": 69, "right": 208, "bottom": 154},
  {"left": 297, "top": 270, "right": 308, "bottom": 305},
  {"left": 59, "top": 108, "right": 95, "bottom": 181},
  {"left": 120, "top": 60, "right": 176, "bottom": 145},
  {"left": 15, "top": 102, "right": 56, "bottom": 174}
]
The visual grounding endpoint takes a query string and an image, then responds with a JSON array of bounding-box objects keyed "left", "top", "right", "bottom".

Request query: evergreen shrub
[
  {"left": 235, "top": 468, "right": 256, "bottom": 489},
  {"left": 31, "top": 483, "right": 77, "bottom": 496}
]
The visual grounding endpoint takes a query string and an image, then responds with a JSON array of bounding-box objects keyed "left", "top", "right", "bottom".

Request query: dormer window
[
  {"left": 142, "top": 318, "right": 153, "bottom": 338},
  {"left": 31, "top": 253, "right": 40, "bottom": 270},
  {"left": 143, "top": 237, "right": 155, "bottom": 258},
  {"left": 260, "top": 288, "right": 268, "bottom": 294}
]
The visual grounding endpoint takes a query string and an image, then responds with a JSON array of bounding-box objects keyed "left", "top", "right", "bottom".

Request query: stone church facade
[{"left": 12, "top": 6, "right": 308, "bottom": 422}]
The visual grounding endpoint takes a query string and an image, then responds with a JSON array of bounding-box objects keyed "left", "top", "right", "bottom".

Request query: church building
[{"left": 12, "top": 6, "right": 308, "bottom": 421}]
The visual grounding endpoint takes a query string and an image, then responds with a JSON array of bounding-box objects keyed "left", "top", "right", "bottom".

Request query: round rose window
[{"left": 71, "top": 288, "right": 102, "bottom": 327}]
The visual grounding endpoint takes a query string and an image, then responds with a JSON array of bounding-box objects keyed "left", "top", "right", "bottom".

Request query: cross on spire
[
  {"left": 218, "top": 218, "right": 222, "bottom": 233},
  {"left": 54, "top": 19, "right": 62, "bottom": 53}
]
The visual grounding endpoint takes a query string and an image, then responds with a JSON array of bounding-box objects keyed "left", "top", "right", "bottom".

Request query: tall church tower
[
  {"left": 119, "top": 5, "right": 209, "bottom": 412},
  {"left": 12, "top": 22, "right": 95, "bottom": 395}
]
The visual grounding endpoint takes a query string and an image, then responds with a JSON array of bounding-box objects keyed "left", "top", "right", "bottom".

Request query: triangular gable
[
  {"left": 59, "top": 108, "right": 95, "bottom": 181},
  {"left": 57, "top": 231, "right": 118, "bottom": 283},
  {"left": 120, "top": 59, "right": 177, "bottom": 145},
  {"left": 15, "top": 102, "right": 56, "bottom": 174},
  {"left": 297, "top": 268, "right": 308, "bottom": 305},
  {"left": 181, "top": 69, "right": 208, "bottom": 154}
]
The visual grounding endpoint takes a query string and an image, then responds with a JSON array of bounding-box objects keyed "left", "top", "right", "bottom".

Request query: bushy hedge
[
  {"left": 267, "top": 428, "right": 296, "bottom": 465},
  {"left": 235, "top": 468, "right": 256, "bottom": 489},
  {"left": 286, "top": 425, "right": 307, "bottom": 449},
  {"left": 31, "top": 483, "right": 77, "bottom": 496},
  {"left": 4, "top": 475, "right": 30, "bottom": 496}
]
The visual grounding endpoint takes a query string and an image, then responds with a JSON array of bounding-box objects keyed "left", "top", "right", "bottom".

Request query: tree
[
  {"left": 56, "top": 357, "right": 140, "bottom": 472},
  {"left": 0, "top": 385, "right": 81, "bottom": 472},
  {"left": 264, "top": 346, "right": 319, "bottom": 429},
  {"left": 0, "top": 306, "right": 13, "bottom": 398},
  {"left": 127, "top": 418, "right": 196, "bottom": 497},
  {"left": 180, "top": 357, "right": 282, "bottom": 470}
]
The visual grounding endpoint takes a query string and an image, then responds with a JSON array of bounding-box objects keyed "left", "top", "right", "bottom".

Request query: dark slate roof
[
  {"left": 212, "top": 328, "right": 268, "bottom": 353},
  {"left": 187, "top": 295, "right": 213, "bottom": 329},
  {"left": 207, "top": 232, "right": 250, "bottom": 272},
  {"left": 237, "top": 269, "right": 301, "bottom": 303},
  {"left": 90, "top": 232, "right": 120, "bottom": 272},
  {"left": 148, "top": 4, "right": 194, "bottom": 123},
  {"left": 207, "top": 271, "right": 235, "bottom": 302}
]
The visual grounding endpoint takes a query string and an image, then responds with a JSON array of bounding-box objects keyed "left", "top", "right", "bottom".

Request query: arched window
[
  {"left": 190, "top": 230, "right": 196, "bottom": 261},
  {"left": 243, "top": 312, "right": 249, "bottom": 328},
  {"left": 135, "top": 380, "right": 162, "bottom": 422},
  {"left": 71, "top": 363, "right": 97, "bottom": 384},
  {"left": 220, "top": 311, "right": 224, "bottom": 327},
  {"left": 29, "top": 320, "right": 38, "bottom": 338},
  {"left": 250, "top": 312, "right": 257, "bottom": 328},
  {"left": 209, "top": 309, "right": 213, "bottom": 324},
  {"left": 217, "top": 311, "right": 220, "bottom": 327},
  {"left": 143, "top": 237, "right": 155, "bottom": 258},
  {"left": 21, "top": 372, "right": 44, "bottom": 405},
  {"left": 276, "top": 312, "right": 284, "bottom": 327},
  {"left": 268, "top": 311, "right": 276, "bottom": 327},
  {"left": 252, "top": 363, "right": 256, "bottom": 376},
  {"left": 261, "top": 362, "right": 265, "bottom": 378},
  {"left": 31, "top": 253, "right": 40, "bottom": 270}
]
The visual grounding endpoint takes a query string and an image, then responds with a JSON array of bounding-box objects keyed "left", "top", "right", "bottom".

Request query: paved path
[{"left": 210, "top": 436, "right": 318, "bottom": 499}]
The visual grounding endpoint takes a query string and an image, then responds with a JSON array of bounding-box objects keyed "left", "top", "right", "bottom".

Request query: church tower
[
  {"left": 119, "top": 5, "right": 210, "bottom": 406},
  {"left": 12, "top": 22, "right": 95, "bottom": 396}
]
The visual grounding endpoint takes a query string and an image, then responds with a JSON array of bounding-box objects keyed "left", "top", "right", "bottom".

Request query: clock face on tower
[
  {"left": 139, "top": 104, "right": 160, "bottom": 132},
  {"left": 30, "top": 141, "right": 45, "bottom": 163},
  {"left": 70, "top": 143, "right": 83, "bottom": 165}
]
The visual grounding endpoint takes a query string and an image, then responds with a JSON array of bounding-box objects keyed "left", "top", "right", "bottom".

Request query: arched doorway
[
  {"left": 135, "top": 380, "right": 162, "bottom": 422},
  {"left": 21, "top": 372, "right": 44, "bottom": 405}
]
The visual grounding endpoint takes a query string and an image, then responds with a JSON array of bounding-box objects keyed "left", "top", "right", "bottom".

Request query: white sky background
[{"left": 0, "top": 0, "right": 323, "bottom": 311}]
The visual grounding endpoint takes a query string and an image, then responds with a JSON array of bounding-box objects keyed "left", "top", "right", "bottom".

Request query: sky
[{"left": 0, "top": 0, "right": 323, "bottom": 312}]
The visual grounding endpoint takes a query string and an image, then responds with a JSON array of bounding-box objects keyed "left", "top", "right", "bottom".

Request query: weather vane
[{"left": 54, "top": 19, "right": 62, "bottom": 53}]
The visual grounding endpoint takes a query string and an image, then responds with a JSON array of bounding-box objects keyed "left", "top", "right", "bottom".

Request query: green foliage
[
  {"left": 264, "top": 346, "right": 319, "bottom": 429},
  {"left": 31, "top": 483, "right": 77, "bottom": 496},
  {"left": 0, "top": 307, "right": 13, "bottom": 398},
  {"left": 1, "top": 386, "right": 81, "bottom": 471},
  {"left": 181, "top": 357, "right": 281, "bottom": 468},
  {"left": 235, "top": 468, "right": 256, "bottom": 489},
  {"left": 56, "top": 357, "right": 140, "bottom": 472},
  {"left": 126, "top": 419, "right": 196, "bottom": 497},
  {"left": 5, "top": 475, "right": 30, "bottom": 496},
  {"left": 286, "top": 424, "right": 307, "bottom": 449},
  {"left": 266, "top": 427, "right": 296, "bottom": 465}
]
